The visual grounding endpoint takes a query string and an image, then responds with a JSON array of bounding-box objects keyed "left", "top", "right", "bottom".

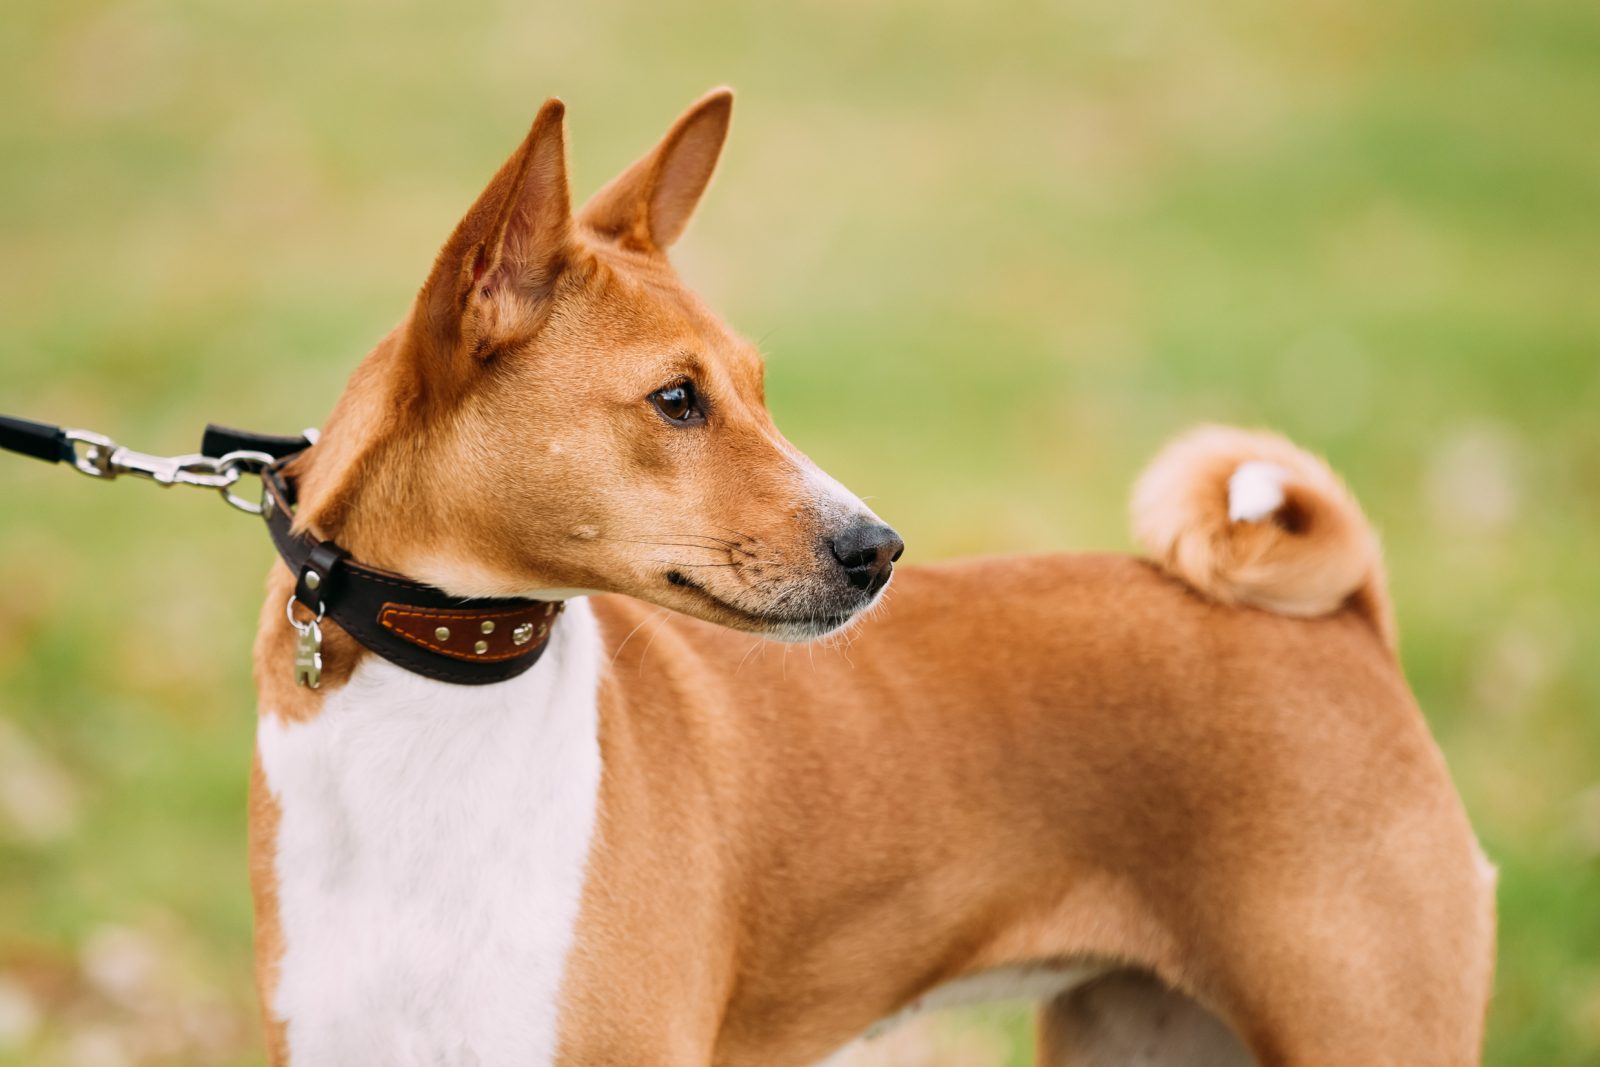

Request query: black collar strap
[{"left": 203, "top": 425, "right": 562, "bottom": 687}]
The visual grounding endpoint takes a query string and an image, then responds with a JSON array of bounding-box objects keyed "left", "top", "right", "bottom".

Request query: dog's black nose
[{"left": 830, "top": 519, "right": 905, "bottom": 592}]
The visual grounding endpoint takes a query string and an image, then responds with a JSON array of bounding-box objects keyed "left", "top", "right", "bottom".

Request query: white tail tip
[{"left": 1227, "top": 461, "right": 1291, "bottom": 522}]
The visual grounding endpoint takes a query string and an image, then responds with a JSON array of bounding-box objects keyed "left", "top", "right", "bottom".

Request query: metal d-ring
[
  {"left": 285, "top": 593, "right": 325, "bottom": 632},
  {"left": 215, "top": 449, "right": 278, "bottom": 515}
]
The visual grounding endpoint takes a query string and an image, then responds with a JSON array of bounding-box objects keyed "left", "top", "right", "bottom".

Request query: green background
[{"left": 1, "top": 1, "right": 1597, "bottom": 1063}]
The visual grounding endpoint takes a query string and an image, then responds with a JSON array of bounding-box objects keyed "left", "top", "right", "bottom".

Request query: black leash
[
  {"left": 2, "top": 414, "right": 560, "bottom": 688},
  {"left": 0, "top": 414, "right": 76, "bottom": 464}
]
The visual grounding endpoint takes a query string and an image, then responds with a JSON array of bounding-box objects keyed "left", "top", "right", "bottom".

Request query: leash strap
[{"left": 0, "top": 415, "right": 72, "bottom": 464}]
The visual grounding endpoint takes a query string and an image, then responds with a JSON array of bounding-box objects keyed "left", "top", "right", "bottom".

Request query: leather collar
[{"left": 204, "top": 425, "right": 562, "bottom": 687}]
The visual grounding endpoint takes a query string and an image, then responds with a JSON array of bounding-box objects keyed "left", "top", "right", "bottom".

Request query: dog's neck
[{"left": 287, "top": 322, "right": 427, "bottom": 569}]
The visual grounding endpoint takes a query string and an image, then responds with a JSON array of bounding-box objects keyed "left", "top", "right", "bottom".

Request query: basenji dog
[{"left": 248, "top": 88, "right": 1496, "bottom": 1066}]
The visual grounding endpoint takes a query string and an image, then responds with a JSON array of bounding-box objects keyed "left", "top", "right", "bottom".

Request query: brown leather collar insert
[{"left": 379, "top": 602, "right": 562, "bottom": 663}]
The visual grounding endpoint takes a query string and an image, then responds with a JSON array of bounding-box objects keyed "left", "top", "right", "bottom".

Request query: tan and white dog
[{"left": 248, "top": 89, "right": 1495, "bottom": 1066}]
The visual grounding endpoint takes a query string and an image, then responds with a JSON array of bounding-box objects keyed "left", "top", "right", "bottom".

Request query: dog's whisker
[
  {"left": 735, "top": 637, "right": 766, "bottom": 674},
  {"left": 605, "top": 534, "right": 760, "bottom": 561},
  {"left": 608, "top": 608, "right": 670, "bottom": 671},
  {"left": 664, "top": 532, "right": 748, "bottom": 550},
  {"left": 647, "top": 560, "right": 741, "bottom": 569},
  {"left": 637, "top": 611, "right": 674, "bottom": 670},
  {"left": 597, "top": 537, "right": 729, "bottom": 553},
  {"left": 706, "top": 523, "right": 759, "bottom": 543}
]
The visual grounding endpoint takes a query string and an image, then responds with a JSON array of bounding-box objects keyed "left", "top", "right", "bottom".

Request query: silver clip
[
  {"left": 60, "top": 429, "right": 277, "bottom": 515},
  {"left": 61, "top": 429, "right": 117, "bottom": 479}
]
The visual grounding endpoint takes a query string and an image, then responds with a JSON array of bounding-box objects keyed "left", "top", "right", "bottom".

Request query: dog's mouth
[{"left": 663, "top": 570, "right": 867, "bottom": 641}]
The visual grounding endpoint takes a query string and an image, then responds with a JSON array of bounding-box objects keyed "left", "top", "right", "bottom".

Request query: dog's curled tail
[{"left": 1131, "top": 425, "right": 1394, "bottom": 649}]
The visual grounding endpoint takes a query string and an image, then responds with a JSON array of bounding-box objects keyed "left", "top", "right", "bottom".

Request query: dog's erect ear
[
  {"left": 577, "top": 88, "right": 732, "bottom": 253},
  {"left": 420, "top": 98, "right": 572, "bottom": 360}
]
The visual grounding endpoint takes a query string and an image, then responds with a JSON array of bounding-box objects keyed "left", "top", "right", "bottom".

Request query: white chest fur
[{"left": 256, "top": 601, "right": 603, "bottom": 1067}]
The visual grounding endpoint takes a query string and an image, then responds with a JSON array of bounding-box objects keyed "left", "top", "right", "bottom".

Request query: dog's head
[{"left": 297, "top": 90, "right": 900, "bottom": 641}]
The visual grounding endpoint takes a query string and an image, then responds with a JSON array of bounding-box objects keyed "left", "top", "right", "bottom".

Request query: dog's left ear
[{"left": 578, "top": 88, "right": 733, "bottom": 253}]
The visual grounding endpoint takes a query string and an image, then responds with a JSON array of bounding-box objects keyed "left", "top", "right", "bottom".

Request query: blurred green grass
[{"left": 1, "top": 0, "right": 1597, "bottom": 1063}]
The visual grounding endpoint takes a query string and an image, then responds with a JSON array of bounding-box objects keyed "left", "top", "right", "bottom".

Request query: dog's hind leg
[
  {"left": 1037, "top": 971, "right": 1255, "bottom": 1067},
  {"left": 1039, "top": 856, "right": 1496, "bottom": 1067}
]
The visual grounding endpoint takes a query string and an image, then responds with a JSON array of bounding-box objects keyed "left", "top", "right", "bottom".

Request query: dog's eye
[{"left": 648, "top": 382, "right": 706, "bottom": 425}]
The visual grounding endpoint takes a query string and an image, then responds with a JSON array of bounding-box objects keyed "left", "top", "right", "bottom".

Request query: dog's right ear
[
  {"left": 577, "top": 88, "right": 733, "bottom": 254},
  {"left": 417, "top": 99, "right": 573, "bottom": 372}
]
